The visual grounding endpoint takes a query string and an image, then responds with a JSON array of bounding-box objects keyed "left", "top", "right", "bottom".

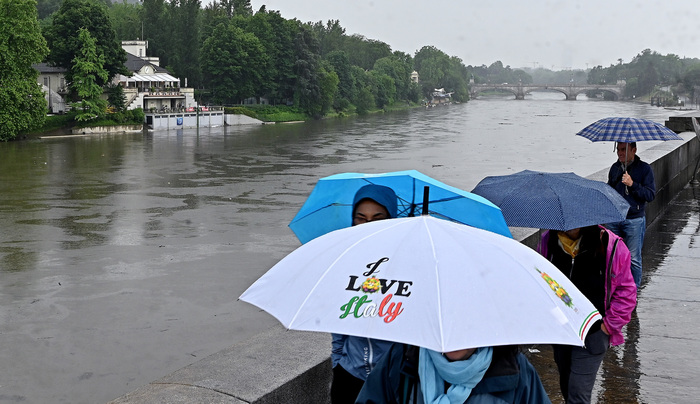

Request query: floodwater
[{"left": 0, "top": 93, "right": 693, "bottom": 403}]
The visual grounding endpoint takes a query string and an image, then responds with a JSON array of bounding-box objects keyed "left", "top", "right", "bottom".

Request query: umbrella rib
[
  {"left": 421, "top": 218, "right": 445, "bottom": 351},
  {"left": 286, "top": 218, "right": 411, "bottom": 329}
]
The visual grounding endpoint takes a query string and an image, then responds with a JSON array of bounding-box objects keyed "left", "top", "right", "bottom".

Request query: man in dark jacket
[
  {"left": 607, "top": 141, "right": 655, "bottom": 288},
  {"left": 355, "top": 344, "right": 551, "bottom": 404}
]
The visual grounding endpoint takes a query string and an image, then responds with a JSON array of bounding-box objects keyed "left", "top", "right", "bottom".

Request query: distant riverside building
[
  {"left": 411, "top": 70, "right": 419, "bottom": 83},
  {"left": 117, "top": 40, "right": 197, "bottom": 112},
  {"left": 34, "top": 40, "right": 197, "bottom": 113}
]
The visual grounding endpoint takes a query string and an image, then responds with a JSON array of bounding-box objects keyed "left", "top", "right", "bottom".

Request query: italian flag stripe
[{"left": 580, "top": 311, "right": 603, "bottom": 339}]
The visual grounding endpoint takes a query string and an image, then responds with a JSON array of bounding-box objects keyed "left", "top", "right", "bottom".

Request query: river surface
[{"left": 0, "top": 93, "right": 690, "bottom": 403}]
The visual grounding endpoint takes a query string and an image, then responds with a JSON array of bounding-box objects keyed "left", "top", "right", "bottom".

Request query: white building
[
  {"left": 117, "top": 40, "right": 197, "bottom": 112},
  {"left": 35, "top": 40, "right": 197, "bottom": 113}
]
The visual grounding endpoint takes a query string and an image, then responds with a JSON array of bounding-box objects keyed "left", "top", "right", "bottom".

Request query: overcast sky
[{"left": 217, "top": 0, "right": 700, "bottom": 71}]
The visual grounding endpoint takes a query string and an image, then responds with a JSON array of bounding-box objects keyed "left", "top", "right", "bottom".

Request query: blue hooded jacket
[{"left": 331, "top": 184, "right": 398, "bottom": 381}]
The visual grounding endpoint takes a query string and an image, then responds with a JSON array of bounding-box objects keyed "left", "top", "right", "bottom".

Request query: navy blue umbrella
[{"left": 471, "top": 170, "right": 630, "bottom": 231}]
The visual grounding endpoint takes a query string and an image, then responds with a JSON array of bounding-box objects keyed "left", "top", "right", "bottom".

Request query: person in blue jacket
[
  {"left": 355, "top": 343, "right": 551, "bottom": 404},
  {"left": 606, "top": 141, "right": 656, "bottom": 288},
  {"left": 331, "top": 184, "right": 399, "bottom": 404}
]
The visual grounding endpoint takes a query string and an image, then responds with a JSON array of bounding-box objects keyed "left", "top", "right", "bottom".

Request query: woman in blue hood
[{"left": 330, "top": 184, "right": 398, "bottom": 404}]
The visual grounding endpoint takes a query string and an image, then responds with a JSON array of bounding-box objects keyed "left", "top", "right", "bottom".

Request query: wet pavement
[{"left": 525, "top": 181, "right": 700, "bottom": 403}]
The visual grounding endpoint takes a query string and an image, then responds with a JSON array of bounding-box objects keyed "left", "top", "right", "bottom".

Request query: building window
[{"left": 44, "top": 77, "right": 48, "bottom": 86}]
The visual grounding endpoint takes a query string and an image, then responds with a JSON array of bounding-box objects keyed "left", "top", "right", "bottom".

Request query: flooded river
[{"left": 0, "top": 93, "right": 690, "bottom": 403}]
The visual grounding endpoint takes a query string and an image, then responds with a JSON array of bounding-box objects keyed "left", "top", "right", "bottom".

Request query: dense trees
[
  {"left": 58, "top": 0, "right": 476, "bottom": 115},
  {"left": 201, "top": 23, "right": 267, "bottom": 104},
  {"left": 1, "top": 0, "right": 49, "bottom": 141},
  {"left": 36, "top": 0, "right": 700, "bottom": 124},
  {"left": 43, "top": 0, "right": 127, "bottom": 93},
  {"left": 586, "top": 49, "right": 700, "bottom": 100}
]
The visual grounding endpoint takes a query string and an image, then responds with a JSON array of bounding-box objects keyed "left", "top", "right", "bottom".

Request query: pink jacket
[{"left": 538, "top": 226, "right": 637, "bottom": 346}]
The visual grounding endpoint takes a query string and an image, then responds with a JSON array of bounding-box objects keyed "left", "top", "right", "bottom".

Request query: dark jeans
[
  {"left": 553, "top": 328, "right": 610, "bottom": 404},
  {"left": 331, "top": 365, "right": 365, "bottom": 404}
]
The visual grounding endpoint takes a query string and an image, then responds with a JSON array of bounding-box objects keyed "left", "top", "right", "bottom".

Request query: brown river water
[{"left": 0, "top": 93, "right": 691, "bottom": 403}]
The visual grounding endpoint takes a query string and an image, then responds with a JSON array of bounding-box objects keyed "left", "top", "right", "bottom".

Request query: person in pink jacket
[{"left": 538, "top": 225, "right": 637, "bottom": 404}]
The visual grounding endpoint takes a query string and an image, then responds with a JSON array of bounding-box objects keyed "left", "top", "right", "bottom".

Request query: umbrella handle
[{"left": 422, "top": 186, "right": 429, "bottom": 215}]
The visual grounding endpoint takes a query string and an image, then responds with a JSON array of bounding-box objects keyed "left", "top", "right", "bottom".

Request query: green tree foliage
[
  {"left": 0, "top": 0, "right": 49, "bottom": 141},
  {"left": 37, "top": 0, "right": 62, "bottom": 19},
  {"left": 373, "top": 54, "right": 412, "bottom": 101},
  {"left": 141, "top": 0, "right": 168, "bottom": 63},
  {"left": 70, "top": 27, "right": 109, "bottom": 121},
  {"left": 77, "top": 2, "right": 475, "bottom": 117},
  {"left": 354, "top": 86, "right": 375, "bottom": 115},
  {"left": 201, "top": 0, "right": 236, "bottom": 39},
  {"left": 369, "top": 71, "right": 396, "bottom": 108},
  {"left": 200, "top": 22, "right": 267, "bottom": 104},
  {"left": 106, "top": 82, "right": 126, "bottom": 111},
  {"left": 318, "top": 63, "right": 339, "bottom": 116},
  {"left": 326, "top": 50, "right": 355, "bottom": 104},
  {"left": 414, "top": 46, "right": 450, "bottom": 97},
  {"left": 312, "top": 19, "right": 346, "bottom": 57},
  {"left": 43, "top": 0, "right": 127, "bottom": 90},
  {"left": 470, "top": 61, "right": 534, "bottom": 86},
  {"left": 293, "top": 24, "right": 323, "bottom": 117},
  {"left": 680, "top": 65, "right": 700, "bottom": 99},
  {"left": 165, "top": 0, "right": 202, "bottom": 87},
  {"left": 108, "top": 0, "right": 142, "bottom": 41}
]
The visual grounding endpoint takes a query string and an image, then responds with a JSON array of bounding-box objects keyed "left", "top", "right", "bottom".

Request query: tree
[
  {"left": 108, "top": 0, "right": 142, "bottom": 41},
  {"left": 326, "top": 50, "right": 355, "bottom": 104},
  {"left": 43, "top": 0, "right": 127, "bottom": 90},
  {"left": 165, "top": 0, "right": 202, "bottom": 87},
  {"left": 200, "top": 22, "right": 267, "bottom": 104},
  {"left": 680, "top": 65, "right": 700, "bottom": 100},
  {"left": 37, "top": 0, "right": 62, "bottom": 19},
  {"left": 317, "top": 63, "right": 339, "bottom": 116},
  {"left": 106, "top": 83, "right": 126, "bottom": 112},
  {"left": 70, "top": 27, "right": 108, "bottom": 121},
  {"left": 293, "top": 24, "right": 323, "bottom": 117},
  {"left": 141, "top": 0, "right": 168, "bottom": 65},
  {"left": 0, "top": 0, "right": 49, "bottom": 141},
  {"left": 414, "top": 46, "right": 452, "bottom": 97}
]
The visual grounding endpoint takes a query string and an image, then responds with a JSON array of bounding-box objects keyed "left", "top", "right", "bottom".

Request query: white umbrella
[{"left": 240, "top": 216, "right": 601, "bottom": 352}]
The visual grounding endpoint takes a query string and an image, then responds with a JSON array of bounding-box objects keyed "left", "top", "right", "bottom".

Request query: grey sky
[{"left": 229, "top": 0, "right": 699, "bottom": 71}]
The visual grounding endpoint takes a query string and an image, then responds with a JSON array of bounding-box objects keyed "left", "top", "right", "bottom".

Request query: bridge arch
[{"left": 469, "top": 83, "right": 624, "bottom": 101}]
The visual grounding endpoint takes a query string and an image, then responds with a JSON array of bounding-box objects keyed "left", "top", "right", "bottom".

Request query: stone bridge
[{"left": 469, "top": 83, "right": 625, "bottom": 100}]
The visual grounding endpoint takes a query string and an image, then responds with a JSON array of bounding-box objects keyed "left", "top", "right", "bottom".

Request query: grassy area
[{"left": 224, "top": 105, "right": 308, "bottom": 122}]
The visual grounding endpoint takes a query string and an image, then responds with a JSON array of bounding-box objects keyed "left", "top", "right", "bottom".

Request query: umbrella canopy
[
  {"left": 471, "top": 170, "right": 629, "bottom": 231},
  {"left": 575, "top": 117, "right": 683, "bottom": 142},
  {"left": 240, "top": 215, "right": 601, "bottom": 352},
  {"left": 289, "top": 170, "right": 511, "bottom": 244}
]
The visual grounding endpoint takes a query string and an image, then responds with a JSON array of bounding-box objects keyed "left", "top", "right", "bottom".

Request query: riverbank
[{"left": 108, "top": 127, "right": 700, "bottom": 403}]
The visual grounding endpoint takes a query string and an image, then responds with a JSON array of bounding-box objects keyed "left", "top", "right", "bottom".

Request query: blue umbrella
[
  {"left": 289, "top": 170, "right": 512, "bottom": 243},
  {"left": 576, "top": 117, "right": 682, "bottom": 142},
  {"left": 471, "top": 170, "right": 630, "bottom": 231}
]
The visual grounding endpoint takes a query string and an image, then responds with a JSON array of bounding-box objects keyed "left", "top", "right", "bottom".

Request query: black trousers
[
  {"left": 331, "top": 365, "right": 365, "bottom": 404},
  {"left": 552, "top": 328, "right": 610, "bottom": 404}
]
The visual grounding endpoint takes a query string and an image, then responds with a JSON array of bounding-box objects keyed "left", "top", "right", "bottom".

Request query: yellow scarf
[{"left": 557, "top": 231, "right": 581, "bottom": 257}]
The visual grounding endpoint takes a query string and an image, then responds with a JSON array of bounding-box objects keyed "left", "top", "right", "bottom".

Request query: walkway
[{"left": 526, "top": 181, "right": 700, "bottom": 403}]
